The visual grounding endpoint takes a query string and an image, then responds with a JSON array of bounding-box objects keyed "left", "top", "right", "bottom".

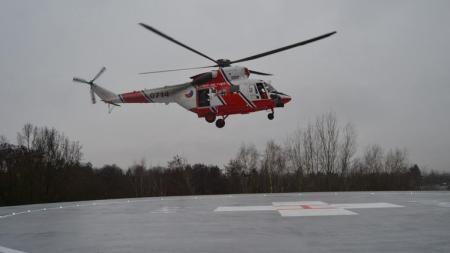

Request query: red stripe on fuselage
[{"left": 120, "top": 91, "right": 148, "bottom": 103}]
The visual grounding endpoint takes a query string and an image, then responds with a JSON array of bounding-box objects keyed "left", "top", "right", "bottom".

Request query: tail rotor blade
[
  {"left": 90, "top": 87, "right": 96, "bottom": 104},
  {"left": 73, "top": 77, "right": 90, "bottom": 84},
  {"left": 91, "top": 67, "right": 106, "bottom": 83}
]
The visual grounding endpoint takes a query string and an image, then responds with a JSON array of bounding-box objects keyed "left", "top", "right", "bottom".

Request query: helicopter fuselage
[{"left": 112, "top": 66, "right": 291, "bottom": 123}]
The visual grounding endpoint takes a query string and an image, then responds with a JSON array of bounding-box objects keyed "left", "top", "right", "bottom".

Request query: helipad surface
[{"left": 0, "top": 191, "right": 449, "bottom": 252}]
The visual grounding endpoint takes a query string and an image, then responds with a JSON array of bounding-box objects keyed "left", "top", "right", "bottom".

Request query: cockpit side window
[
  {"left": 256, "top": 83, "right": 268, "bottom": 99},
  {"left": 264, "top": 82, "right": 276, "bottom": 93}
]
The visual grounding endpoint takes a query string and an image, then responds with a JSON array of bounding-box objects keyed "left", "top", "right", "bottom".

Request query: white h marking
[{"left": 215, "top": 201, "right": 403, "bottom": 217}]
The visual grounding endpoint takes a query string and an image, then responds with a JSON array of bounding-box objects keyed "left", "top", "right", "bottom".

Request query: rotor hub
[{"left": 217, "top": 59, "right": 231, "bottom": 67}]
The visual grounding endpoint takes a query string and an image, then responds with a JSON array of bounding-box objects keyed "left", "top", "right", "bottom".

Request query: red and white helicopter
[{"left": 73, "top": 23, "right": 336, "bottom": 128}]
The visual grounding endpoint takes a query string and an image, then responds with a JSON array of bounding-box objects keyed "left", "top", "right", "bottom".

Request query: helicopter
[{"left": 73, "top": 23, "right": 336, "bottom": 128}]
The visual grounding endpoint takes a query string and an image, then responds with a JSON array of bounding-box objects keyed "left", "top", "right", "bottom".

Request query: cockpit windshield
[
  {"left": 264, "top": 82, "right": 276, "bottom": 93},
  {"left": 263, "top": 81, "right": 287, "bottom": 95}
]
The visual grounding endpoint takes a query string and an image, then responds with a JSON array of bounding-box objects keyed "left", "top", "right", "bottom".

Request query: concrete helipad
[{"left": 0, "top": 191, "right": 449, "bottom": 252}]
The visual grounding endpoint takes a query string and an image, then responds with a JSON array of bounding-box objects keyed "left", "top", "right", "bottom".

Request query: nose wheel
[
  {"left": 215, "top": 119, "right": 225, "bottom": 128},
  {"left": 215, "top": 115, "right": 228, "bottom": 128},
  {"left": 268, "top": 109, "right": 274, "bottom": 120}
]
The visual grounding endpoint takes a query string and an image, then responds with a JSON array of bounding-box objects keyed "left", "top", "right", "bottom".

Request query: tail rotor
[
  {"left": 91, "top": 67, "right": 106, "bottom": 83},
  {"left": 73, "top": 67, "right": 106, "bottom": 104}
]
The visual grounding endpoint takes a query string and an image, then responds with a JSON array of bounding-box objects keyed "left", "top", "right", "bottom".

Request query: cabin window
[
  {"left": 256, "top": 83, "right": 268, "bottom": 99},
  {"left": 197, "top": 89, "right": 210, "bottom": 107}
]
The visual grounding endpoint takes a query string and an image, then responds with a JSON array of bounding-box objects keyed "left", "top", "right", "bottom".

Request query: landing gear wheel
[
  {"left": 215, "top": 119, "right": 225, "bottom": 128},
  {"left": 268, "top": 112, "right": 274, "bottom": 120},
  {"left": 205, "top": 114, "right": 216, "bottom": 123}
]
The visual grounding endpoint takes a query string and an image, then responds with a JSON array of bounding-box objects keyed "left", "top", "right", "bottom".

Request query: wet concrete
[{"left": 0, "top": 191, "right": 449, "bottom": 252}]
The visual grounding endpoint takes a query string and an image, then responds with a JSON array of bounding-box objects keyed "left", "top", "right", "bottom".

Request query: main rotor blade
[
  {"left": 139, "top": 23, "right": 218, "bottom": 65},
  {"left": 73, "top": 77, "right": 90, "bottom": 84},
  {"left": 139, "top": 65, "right": 216, "bottom": 75},
  {"left": 91, "top": 67, "right": 106, "bottom": 83},
  {"left": 231, "top": 31, "right": 337, "bottom": 64},
  {"left": 249, "top": 70, "right": 272, "bottom": 76}
]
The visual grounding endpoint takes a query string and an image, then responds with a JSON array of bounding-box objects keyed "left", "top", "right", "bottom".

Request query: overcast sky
[{"left": 1, "top": 0, "right": 449, "bottom": 171}]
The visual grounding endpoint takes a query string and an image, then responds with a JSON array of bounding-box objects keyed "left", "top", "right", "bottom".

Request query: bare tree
[
  {"left": 236, "top": 143, "right": 259, "bottom": 174},
  {"left": 284, "top": 129, "right": 303, "bottom": 174},
  {"left": 167, "top": 155, "right": 187, "bottom": 170},
  {"left": 262, "top": 140, "right": 286, "bottom": 192},
  {"left": 16, "top": 124, "right": 83, "bottom": 166},
  {"left": 315, "top": 112, "right": 339, "bottom": 174},
  {"left": 17, "top": 123, "right": 33, "bottom": 150},
  {"left": 339, "top": 123, "right": 357, "bottom": 175},
  {"left": 385, "top": 148, "right": 408, "bottom": 173},
  {"left": 128, "top": 160, "right": 146, "bottom": 197},
  {"left": 363, "top": 144, "right": 384, "bottom": 174},
  {"left": 0, "top": 135, "right": 8, "bottom": 145},
  {"left": 302, "top": 122, "right": 317, "bottom": 175}
]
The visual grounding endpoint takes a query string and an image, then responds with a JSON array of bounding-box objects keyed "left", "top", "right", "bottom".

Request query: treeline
[
  {"left": 223, "top": 112, "right": 424, "bottom": 193},
  {"left": 0, "top": 114, "right": 448, "bottom": 206}
]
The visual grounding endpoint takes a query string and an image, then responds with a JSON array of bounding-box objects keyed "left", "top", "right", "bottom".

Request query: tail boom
[{"left": 114, "top": 82, "right": 192, "bottom": 104}]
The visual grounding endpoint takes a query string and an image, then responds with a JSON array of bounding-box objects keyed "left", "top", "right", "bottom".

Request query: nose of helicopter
[
  {"left": 281, "top": 94, "right": 292, "bottom": 104},
  {"left": 270, "top": 92, "right": 291, "bottom": 107}
]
